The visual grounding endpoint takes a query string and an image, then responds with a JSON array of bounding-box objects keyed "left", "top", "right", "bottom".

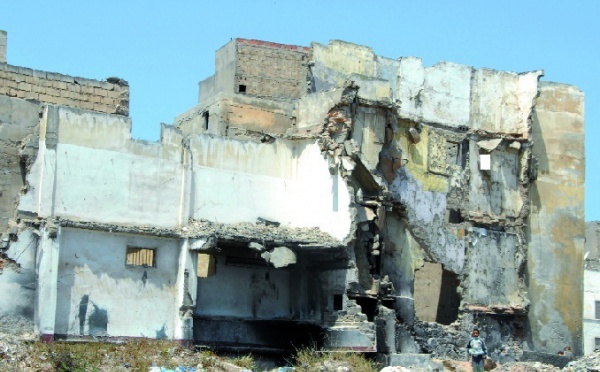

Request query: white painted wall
[
  {"left": 584, "top": 269, "right": 600, "bottom": 354},
  {"left": 19, "top": 107, "right": 185, "bottom": 228},
  {"left": 189, "top": 135, "right": 352, "bottom": 241},
  {"left": 19, "top": 107, "right": 352, "bottom": 240},
  {"left": 54, "top": 228, "right": 180, "bottom": 338}
]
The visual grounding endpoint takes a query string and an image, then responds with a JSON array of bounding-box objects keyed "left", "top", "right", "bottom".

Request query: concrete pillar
[
  {"left": 173, "top": 238, "right": 198, "bottom": 342},
  {"left": 527, "top": 82, "right": 585, "bottom": 355},
  {"left": 0, "top": 30, "right": 6, "bottom": 63},
  {"left": 34, "top": 225, "right": 61, "bottom": 342}
]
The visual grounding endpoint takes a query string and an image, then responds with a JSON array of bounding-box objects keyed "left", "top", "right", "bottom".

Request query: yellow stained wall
[{"left": 394, "top": 121, "right": 448, "bottom": 193}]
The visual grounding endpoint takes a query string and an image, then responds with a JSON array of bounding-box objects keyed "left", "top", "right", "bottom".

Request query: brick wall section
[
  {"left": 235, "top": 38, "right": 309, "bottom": 100},
  {"left": 0, "top": 63, "right": 129, "bottom": 116}
]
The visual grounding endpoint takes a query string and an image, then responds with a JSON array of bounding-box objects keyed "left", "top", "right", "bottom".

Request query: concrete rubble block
[
  {"left": 262, "top": 246, "right": 296, "bottom": 268},
  {"left": 188, "top": 237, "right": 214, "bottom": 251},
  {"left": 477, "top": 138, "right": 503, "bottom": 152},
  {"left": 248, "top": 241, "right": 265, "bottom": 252},
  {"left": 340, "top": 156, "right": 356, "bottom": 172},
  {"left": 356, "top": 205, "right": 377, "bottom": 223},
  {"left": 323, "top": 322, "right": 377, "bottom": 352}
]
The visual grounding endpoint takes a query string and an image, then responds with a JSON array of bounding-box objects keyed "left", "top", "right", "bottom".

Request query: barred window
[{"left": 126, "top": 247, "right": 156, "bottom": 267}]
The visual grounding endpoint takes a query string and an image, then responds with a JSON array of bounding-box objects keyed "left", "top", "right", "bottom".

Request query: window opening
[
  {"left": 596, "top": 301, "right": 600, "bottom": 319},
  {"left": 202, "top": 111, "right": 209, "bottom": 130},
  {"left": 238, "top": 84, "right": 247, "bottom": 93},
  {"left": 126, "top": 247, "right": 156, "bottom": 267},
  {"left": 333, "top": 294, "right": 343, "bottom": 311},
  {"left": 446, "top": 209, "right": 464, "bottom": 224}
]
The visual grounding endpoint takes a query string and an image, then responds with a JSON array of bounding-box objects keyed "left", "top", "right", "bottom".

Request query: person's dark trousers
[{"left": 471, "top": 355, "right": 485, "bottom": 372}]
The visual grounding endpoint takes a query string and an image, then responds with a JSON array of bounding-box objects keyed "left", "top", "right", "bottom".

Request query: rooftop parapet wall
[
  {"left": 310, "top": 40, "right": 542, "bottom": 137},
  {"left": 18, "top": 106, "right": 185, "bottom": 228},
  {"left": 0, "top": 63, "right": 129, "bottom": 116}
]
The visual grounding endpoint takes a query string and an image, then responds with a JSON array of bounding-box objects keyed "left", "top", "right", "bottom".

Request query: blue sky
[{"left": 1, "top": 1, "right": 598, "bottom": 220}]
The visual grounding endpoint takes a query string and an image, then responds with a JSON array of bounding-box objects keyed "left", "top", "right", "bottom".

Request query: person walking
[{"left": 466, "top": 328, "right": 487, "bottom": 372}]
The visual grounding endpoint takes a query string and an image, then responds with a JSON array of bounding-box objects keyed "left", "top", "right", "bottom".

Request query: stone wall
[
  {"left": 235, "top": 38, "right": 308, "bottom": 99},
  {"left": 0, "top": 64, "right": 129, "bottom": 115}
]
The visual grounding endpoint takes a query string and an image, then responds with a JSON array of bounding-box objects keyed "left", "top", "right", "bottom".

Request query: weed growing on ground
[{"left": 294, "top": 347, "right": 380, "bottom": 372}]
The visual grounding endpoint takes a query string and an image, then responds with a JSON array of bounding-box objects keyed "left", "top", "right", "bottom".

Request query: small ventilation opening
[
  {"left": 238, "top": 84, "right": 247, "bottom": 93},
  {"left": 202, "top": 111, "right": 209, "bottom": 130}
]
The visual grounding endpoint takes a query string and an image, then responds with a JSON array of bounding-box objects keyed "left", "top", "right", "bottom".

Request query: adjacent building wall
[
  {"left": 235, "top": 39, "right": 308, "bottom": 99},
  {"left": 0, "top": 64, "right": 129, "bottom": 115},
  {"left": 583, "top": 269, "right": 600, "bottom": 354}
]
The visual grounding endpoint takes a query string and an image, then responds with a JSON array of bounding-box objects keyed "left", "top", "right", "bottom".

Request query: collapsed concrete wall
[{"left": 0, "top": 33, "right": 585, "bottom": 365}]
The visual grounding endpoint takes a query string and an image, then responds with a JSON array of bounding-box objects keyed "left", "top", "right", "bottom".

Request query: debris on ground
[{"left": 1, "top": 331, "right": 599, "bottom": 372}]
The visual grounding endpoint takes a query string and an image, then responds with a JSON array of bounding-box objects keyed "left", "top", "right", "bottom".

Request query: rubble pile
[
  {"left": 563, "top": 350, "right": 600, "bottom": 372},
  {"left": 1, "top": 329, "right": 599, "bottom": 372},
  {"left": 182, "top": 219, "right": 344, "bottom": 247}
]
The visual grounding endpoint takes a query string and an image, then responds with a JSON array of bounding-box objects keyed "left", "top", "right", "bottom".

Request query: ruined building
[{"left": 0, "top": 31, "right": 586, "bottom": 364}]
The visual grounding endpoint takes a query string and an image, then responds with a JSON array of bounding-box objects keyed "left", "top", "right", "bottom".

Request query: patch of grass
[
  {"left": 31, "top": 339, "right": 188, "bottom": 371},
  {"left": 294, "top": 348, "right": 380, "bottom": 372},
  {"left": 231, "top": 354, "right": 254, "bottom": 370}
]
